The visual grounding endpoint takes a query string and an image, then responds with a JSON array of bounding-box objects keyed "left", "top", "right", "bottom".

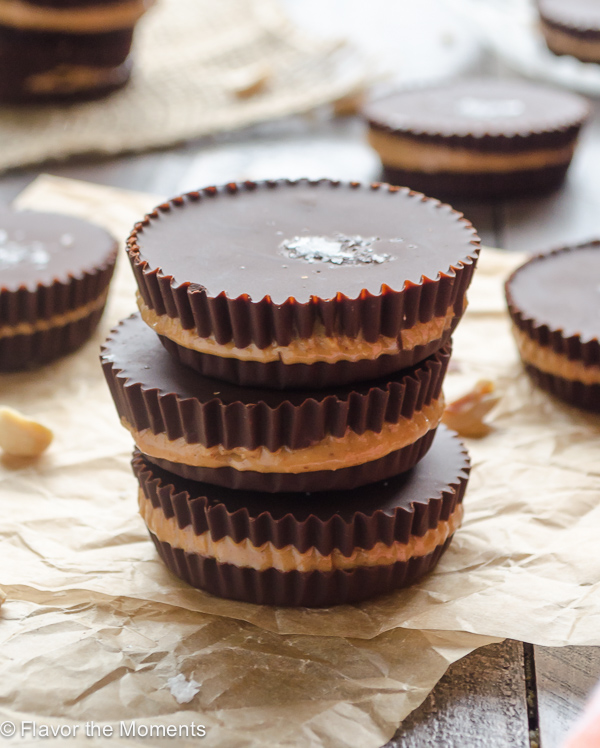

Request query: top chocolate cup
[
  {"left": 506, "top": 241, "right": 600, "bottom": 410},
  {"left": 0, "top": 207, "right": 117, "bottom": 370},
  {"left": 127, "top": 179, "right": 480, "bottom": 389},
  {"left": 537, "top": 0, "right": 600, "bottom": 63},
  {"left": 364, "top": 78, "right": 590, "bottom": 200}
]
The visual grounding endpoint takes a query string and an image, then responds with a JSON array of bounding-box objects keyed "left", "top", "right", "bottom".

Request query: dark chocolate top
[
  {"left": 506, "top": 242, "right": 600, "bottom": 343},
  {"left": 538, "top": 0, "right": 600, "bottom": 33},
  {"left": 130, "top": 180, "right": 478, "bottom": 304},
  {"left": 365, "top": 78, "right": 589, "bottom": 146},
  {"left": 0, "top": 208, "right": 117, "bottom": 293},
  {"left": 133, "top": 425, "right": 468, "bottom": 524}
]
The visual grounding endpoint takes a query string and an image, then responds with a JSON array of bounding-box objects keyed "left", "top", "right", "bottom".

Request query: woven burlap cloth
[{"left": 0, "top": 0, "right": 368, "bottom": 173}]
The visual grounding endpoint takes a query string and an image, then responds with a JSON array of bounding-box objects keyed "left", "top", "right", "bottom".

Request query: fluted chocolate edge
[
  {"left": 365, "top": 103, "right": 589, "bottom": 153},
  {"left": 101, "top": 322, "right": 450, "bottom": 451},
  {"left": 0, "top": 247, "right": 117, "bottom": 326},
  {"left": 126, "top": 179, "right": 480, "bottom": 348},
  {"left": 505, "top": 241, "right": 600, "bottom": 367},
  {"left": 0, "top": 303, "right": 107, "bottom": 371},
  {"left": 524, "top": 364, "right": 600, "bottom": 412},
  {"left": 132, "top": 434, "right": 470, "bottom": 554},
  {"left": 149, "top": 533, "right": 455, "bottom": 607},
  {"left": 156, "top": 325, "right": 455, "bottom": 389}
]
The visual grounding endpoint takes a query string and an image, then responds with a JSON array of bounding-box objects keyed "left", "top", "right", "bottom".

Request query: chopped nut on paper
[{"left": 0, "top": 407, "right": 53, "bottom": 457}]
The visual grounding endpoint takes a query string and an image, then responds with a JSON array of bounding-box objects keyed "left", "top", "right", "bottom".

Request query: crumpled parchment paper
[{"left": 1, "top": 174, "right": 599, "bottom": 745}]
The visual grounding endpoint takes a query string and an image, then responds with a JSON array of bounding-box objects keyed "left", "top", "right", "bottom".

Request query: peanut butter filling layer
[
  {"left": 26, "top": 64, "right": 128, "bottom": 95},
  {"left": 125, "top": 397, "right": 444, "bottom": 474},
  {"left": 0, "top": 289, "right": 108, "bottom": 339},
  {"left": 140, "top": 489, "right": 463, "bottom": 573},
  {"left": 513, "top": 326, "right": 600, "bottom": 385},
  {"left": 137, "top": 294, "right": 458, "bottom": 364},
  {"left": 368, "top": 128, "right": 576, "bottom": 174},
  {"left": 540, "top": 21, "right": 600, "bottom": 62},
  {"left": 0, "top": 0, "right": 153, "bottom": 32}
]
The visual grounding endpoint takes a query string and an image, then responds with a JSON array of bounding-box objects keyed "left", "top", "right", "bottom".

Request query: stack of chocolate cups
[{"left": 101, "top": 179, "right": 480, "bottom": 607}]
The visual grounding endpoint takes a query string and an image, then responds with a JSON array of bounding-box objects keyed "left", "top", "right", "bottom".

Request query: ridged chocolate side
[
  {"left": 381, "top": 163, "right": 572, "bottom": 201},
  {"left": 524, "top": 364, "right": 600, "bottom": 412},
  {"left": 126, "top": 180, "right": 480, "bottom": 350},
  {"left": 101, "top": 314, "right": 450, "bottom": 452},
  {"left": 142, "top": 428, "right": 438, "bottom": 493},
  {"left": 506, "top": 242, "right": 600, "bottom": 367},
  {"left": 0, "top": 255, "right": 116, "bottom": 326},
  {"left": 0, "top": 303, "right": 107, "bottom": 371},
  {"left": 149, "top": 533, "right": 454, "bottom": 607},
  {"left": 132, "top": 425, "right": 470, "bottom": 554}
]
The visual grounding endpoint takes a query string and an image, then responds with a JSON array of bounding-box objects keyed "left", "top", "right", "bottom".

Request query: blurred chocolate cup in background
[{"left": 0, "top": 0, "right": 155, "bottom": 103}]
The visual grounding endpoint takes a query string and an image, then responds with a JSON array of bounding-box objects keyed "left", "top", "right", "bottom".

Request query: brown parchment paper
[
  {"left": 0, "top": 175, "right": 501, "bottom": 748},
  {"left": 0, "top": 0, "right": 368, "bottom": 173},
  {"left": 7, "top": 175, "right": 600, "bottom": 650}
]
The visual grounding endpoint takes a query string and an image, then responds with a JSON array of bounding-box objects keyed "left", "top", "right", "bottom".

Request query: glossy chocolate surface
[
  {"left": 0, "top": 208, "right": 117, "bottom": 292},
  {"left": 132, "top": 180, "right": 478, "bottom": 304},
  {"left": 507, "top": 242, "right": 600, "bottom": 343}
]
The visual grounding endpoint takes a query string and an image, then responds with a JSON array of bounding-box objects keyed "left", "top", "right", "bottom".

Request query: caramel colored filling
[
  {"left": 137, "top": 294, "right": 458, "bottom": 365},
  {"left": 26, "top": 64, "right": 127, "bottom": 95},
  {"left": 140, "top": 489, "right": 463, "bottom": 573},
  {"left": 368, "top": 128, "right": 575, "bottom": 174},
  {"left": 0, "top": 0, "right": 153, "bottom": 32},
  {"left": 540, "top": 20, "right": 600, "bottom": 62},
  {"left": 125, "top": 397, "right": 444, "bottom": 474},
  {"left": 0, "top": 290, "right": 108, "bottom": 339},
  {"left": 513, "top": 326, "right": 600, "bottom": 385}
]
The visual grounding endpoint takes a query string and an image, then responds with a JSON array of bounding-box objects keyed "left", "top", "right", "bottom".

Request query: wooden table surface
[{"left": 2, "top": 5, "right": 600, "bottom": 745}]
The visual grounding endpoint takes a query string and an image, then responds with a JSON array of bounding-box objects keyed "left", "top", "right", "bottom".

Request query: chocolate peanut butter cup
[
  {"left": 0, "top": 0, "right": 154, "bottom": 102},
  {"left": 538, "top": 0, "right": 600, "bottom": 64},
  {"left": 506, "top": 241, "right": 600, "bottom": 411},
  {"left": 102, "top": 314, "right": 450, "bottom": 492},
  {"left": 364, "top": 79, "right": 589, "bottom": 200},
  {"left": 126, "top": 179, "right": 479, "bottom": 389},
  {"left": 133, "top": 424, "right": 470, "bottom": 607},
  {"left": 0, "top": 208, "right": 117, "bottom": 371}
]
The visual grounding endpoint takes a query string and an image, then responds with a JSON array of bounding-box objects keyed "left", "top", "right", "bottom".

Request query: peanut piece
[{"left": 0, "top": 407, "right": 53, "bottom": 457}]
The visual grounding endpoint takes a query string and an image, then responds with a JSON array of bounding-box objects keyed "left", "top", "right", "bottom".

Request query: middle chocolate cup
[{"left": 102, "top": 314, "right": 450, "bottom": 493}]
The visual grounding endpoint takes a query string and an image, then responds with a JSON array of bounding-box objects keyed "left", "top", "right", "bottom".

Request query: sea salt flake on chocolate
[{"left": 281, "top": 234, "right": 392, "bottom": 265}]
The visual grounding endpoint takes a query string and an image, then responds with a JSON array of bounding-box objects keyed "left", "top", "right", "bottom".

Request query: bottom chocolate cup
[
  {"left": 0, "top": 303, "right": 107, "bottom": 371},
  {"left": 149, "top": 533, "right": 454, "bottom": 607},
  {"left": 145, "top": 426, "right": 438, "bottom": 493},
  {"left": 134, "top": 425, "right": 470, "bottom": 607},
  {"left": 381, "top": 163, "right": 570, "bottom": 201},
  {"left": 524, "top": 364, "right": 600, "bottom": 412}
]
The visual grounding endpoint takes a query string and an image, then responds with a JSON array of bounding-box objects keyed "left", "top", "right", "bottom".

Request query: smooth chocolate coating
[
  {"left": 0, "top": 208, "right": 117, "bottom": 292},
  {"left": 365, "top": 78, "right": 589, "bottom": 147},
  {"left": 132, "top": 180, "right": 478, "bottom": 304},
  {"left": 506, "top": 243, "right": 600, "bottom": 344}
]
